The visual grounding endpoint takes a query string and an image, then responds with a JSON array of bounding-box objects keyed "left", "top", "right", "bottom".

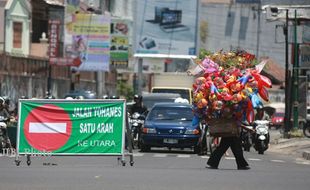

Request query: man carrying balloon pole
[{"left": 190, "top": 49, "right": 272, "bottom": 170}]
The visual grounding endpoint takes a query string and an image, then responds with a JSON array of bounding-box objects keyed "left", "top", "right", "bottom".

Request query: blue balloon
[
  {"left": 192, "top": 115, "right": 200, "bottom": 126},
  {"left": 251, "top": 93, "right": 263, "bottom": 109}
]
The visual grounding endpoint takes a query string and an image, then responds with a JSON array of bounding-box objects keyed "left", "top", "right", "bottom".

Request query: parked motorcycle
[
  {"left": 129, "top": 112, "right": 145, "bottom": 149},
  {"left": 0, "top": 116, "right": 12, "bottom": 153},
  {"left": 240, "top": 124, "right": 254, "bottom": 152},
  {"left": 253, "top": 120, "right": 270, "bottom": 154}
]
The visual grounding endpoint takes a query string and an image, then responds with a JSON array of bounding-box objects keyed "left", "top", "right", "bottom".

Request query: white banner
[{"left": 134, "top": 0, "right": 198, "bottom": 57}]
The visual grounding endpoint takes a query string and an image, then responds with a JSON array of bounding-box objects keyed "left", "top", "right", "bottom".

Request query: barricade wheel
[
  {"left": 26, "top": 155, "right": 31, "bottom": 166},
  {"left": 15, "top": 160, "right": 21, "bottom": 166}
]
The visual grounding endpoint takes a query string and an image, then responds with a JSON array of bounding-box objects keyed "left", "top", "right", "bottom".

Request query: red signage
[
  {"left": 48, "top": 20, "right": 60, "bottom": 60},
  {"left": 24, "top": 104, "right": 72, "bottom": 151},
  {"left": 49, "top": 57, "right": 82, "bottom": 67}
]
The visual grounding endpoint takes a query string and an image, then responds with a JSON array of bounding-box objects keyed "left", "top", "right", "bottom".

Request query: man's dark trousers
[{"left": 207, "top": 136, "right": 249, "bottom": 168}]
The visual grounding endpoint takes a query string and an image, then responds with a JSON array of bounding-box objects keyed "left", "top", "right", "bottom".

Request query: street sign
[
  {"left": 24, "top": 104, "right": 72, "bottom": 152},
  {"left": 17, "top": 100, "right": 126, "bottom": 155}
]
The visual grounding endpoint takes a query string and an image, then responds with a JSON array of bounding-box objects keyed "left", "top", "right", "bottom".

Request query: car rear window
[
  {"left": 152, "top": 89, "right": 190, "bottom": 103},
  {"left": 148, "top": 106, "right": 193, "bottom": 121},
  {"left": 143, "top": 98, "right": 176, "bottom": 110}
]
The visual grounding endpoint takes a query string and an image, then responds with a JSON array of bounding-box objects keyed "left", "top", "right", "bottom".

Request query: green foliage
[
  {"left": 116, "top": 80, "right": 134, "bottom": 100},
  {"left": 198, "top": 48, "right": 212, "bottom": 59},
  {"left": 200, "top": 20, "right": 208, "bottom": 44}
]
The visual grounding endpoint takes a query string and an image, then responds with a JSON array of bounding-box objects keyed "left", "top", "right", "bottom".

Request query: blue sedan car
[{"left": 140, "top": 103, "right": 200, "bottom": 153}]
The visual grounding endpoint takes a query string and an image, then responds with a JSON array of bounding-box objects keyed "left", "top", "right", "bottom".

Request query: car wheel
[
  {"left": 299, "top": 122, "right": 305, "bottom": 129},
  {"left": 140, "top": 143, "right": 150, "bottom": 152},
  {"left": 303, "top": 125, "right": 310, "bottom": 138},
  {"left": 193, "top": 145, "right": 200, "bottom": 154}
]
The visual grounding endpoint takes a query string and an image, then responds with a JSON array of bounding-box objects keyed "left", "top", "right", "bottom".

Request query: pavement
[{"left": 268, "top": 129, "right": 310, "bottom": 160}]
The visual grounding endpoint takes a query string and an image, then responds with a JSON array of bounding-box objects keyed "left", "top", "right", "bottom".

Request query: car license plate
[{"left": 163, "top": 138, "right": 178, "bottom": 144}]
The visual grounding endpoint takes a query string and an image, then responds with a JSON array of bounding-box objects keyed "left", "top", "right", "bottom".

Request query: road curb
[{"left": 302, "top": 151, "right": 310, "bottom": 160}]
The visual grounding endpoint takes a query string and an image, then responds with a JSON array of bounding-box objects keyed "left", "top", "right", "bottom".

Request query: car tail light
[
  {"left": 185, "top": 129, "right": 200, "bottom": 135},
  {"left": 142, "top": 127, "right": 156, "bottom": 134}
]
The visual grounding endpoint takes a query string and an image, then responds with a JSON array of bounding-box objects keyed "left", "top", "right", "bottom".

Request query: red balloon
[
  {"left": 252, "top": 72, "right": 272, "bottom": 88},
  {"left": 259, "top": 75, "right": 272, "bottom": 88},
  {"left": 258, "top": 86, "right": 269, "bottom": 102},
  {"left": 246, "top": 107, "right": 254, "bottom": 124}
]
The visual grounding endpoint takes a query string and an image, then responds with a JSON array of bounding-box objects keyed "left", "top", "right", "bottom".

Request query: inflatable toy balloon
[
  {"left": 197, "top": 98, "right": 208, "bottom": 109},
  {"left": 231, "top": 93, "right": 243, "bottom": 104},
  {"left": 220, "top": 87, "right": 233, "bottom": 101},
  {"left": 251, "top": 71, "right": 272, "bottom": 88},
  {"left": 250, "top": 93, "right": 263, "bottom": 109},
  {"left": 230, "top": 82, "right": 243, "bottom": 93},
  {"left": 258, "top": 85, "right": 269, "bottom": 102},
  {"left": 192, "top": 115, "right": 200, "bottom": 126},
  {"left": 246, "top": 107, "right": 255, "bottom": 124},
  {"left": 194, "top": 92, "right": 204, "bottom": 103},
  {"left": 212, "top": 100, "right": 224, "bottom": 110},
  {"left": 201, "top": 57, "right": 219, "bottom": 73},
  {"left": 213, "top": 77, "right": 226, "bottom": 89},
  {"left": 237, "top": 73, "right": 251, "bottom": 86},
  {"left": 210, "top": 83, "right": 219, "bottom": 95}
]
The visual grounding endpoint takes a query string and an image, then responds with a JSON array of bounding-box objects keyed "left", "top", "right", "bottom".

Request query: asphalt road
[{"left": 0, "top": 147, "right": 309, "bottom": 190}]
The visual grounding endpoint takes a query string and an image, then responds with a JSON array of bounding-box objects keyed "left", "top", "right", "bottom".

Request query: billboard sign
[
  {"left": 236, "top": 0, "right": 261, "bottom": 3},
  {"left": 134, "top": 0, "right": 198, "bottom": 57},
  {"left": 65, "top": 1, "right": 111, "bottom": 71},
  {"left": 110, "top": 19, "right": 130, "bottom": 69},
  {"left": 17, "top": 100, "right": 126, "bottom": 155},
  {"left": 300, "top": 45, "right": 310, "bottom": 69}
]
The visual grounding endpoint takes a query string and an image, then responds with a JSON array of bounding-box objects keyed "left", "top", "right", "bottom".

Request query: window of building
[
  {"left": 239, "top": 16, "right": 248, "bottom": 40},
  {"left": 225, "top": 11, "right": 235, "bottom": 37},
  {"left": 13, "top": 22, "right": 22, "bottom": 48}
]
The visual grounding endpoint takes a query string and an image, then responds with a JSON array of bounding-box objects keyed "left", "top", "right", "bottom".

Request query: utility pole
[
  {"left": 292, "top": 10, "right": 299, "bottom": 129},
  {"left": 137, "top": 58, "right": 143, "bottom": 95},
  {"left": 256, "top": 0, "right": 261, "bottom": 58},
  {"left": 284, "top": 9, "right": 291, "bottom": 135},
  {"left": 96, "top": 0, "right": 106, "bottom": 97}
]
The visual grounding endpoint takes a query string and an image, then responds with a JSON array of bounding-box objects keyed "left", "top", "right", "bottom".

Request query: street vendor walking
[
  {"left": 206, "top": 119, "right": 253, "bottom": 170},
  {"left": 190, "top": 49, "right": 272, "bottom": 170}
]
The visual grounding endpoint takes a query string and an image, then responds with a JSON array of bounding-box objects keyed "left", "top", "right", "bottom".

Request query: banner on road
[{"left": 17, "top": 100, "right": 126, "bottom": 155}]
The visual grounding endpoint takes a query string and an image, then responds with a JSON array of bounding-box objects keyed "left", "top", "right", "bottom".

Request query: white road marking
[
  {"left": 133, "top": 153, "right": 144, "bottom": 157},
  {"left": 295, "top": 158, "right": 310, "bottom": 165},
  {"left": 177, "top": 154, "right": 191, "bottom": 158},
  {"left": 225, "top": 157, "right": 236, "bottom": 160},
  {"left": 200, "top": 156, "right": 210, "bottom": 159},
  {"left": 153, "top": 154, "right": 167, "bottom": 157},
  {"left": 271, "top": 159, "right": 285, "bottom": 163},
  {"left": 29, "top": 122, "right": 67, "bottom": 133},
  {"left": 248, "top": 158, "right": 262, "bottom": 161}
]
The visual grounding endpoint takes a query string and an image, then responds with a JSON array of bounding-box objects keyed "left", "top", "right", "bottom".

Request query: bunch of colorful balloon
[{"left": 191, "top": 50, "right": 272, "bottom": 124}]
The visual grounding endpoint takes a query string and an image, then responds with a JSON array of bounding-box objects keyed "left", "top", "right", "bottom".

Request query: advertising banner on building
[
  {"left": 300, "top": 45, "right": 310, "bottom": 69},
  {"left": 134, "top": 0, "right": 198, "bottom": 57},
  {"left": 65, "top": 1, "right": 111, "bottom": 71},
  {"left": 17, "top": 100, "right": 126, "bottom": 155},
  {"left": 110, "top": 19, "right": 130, "bottom": 69}
]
